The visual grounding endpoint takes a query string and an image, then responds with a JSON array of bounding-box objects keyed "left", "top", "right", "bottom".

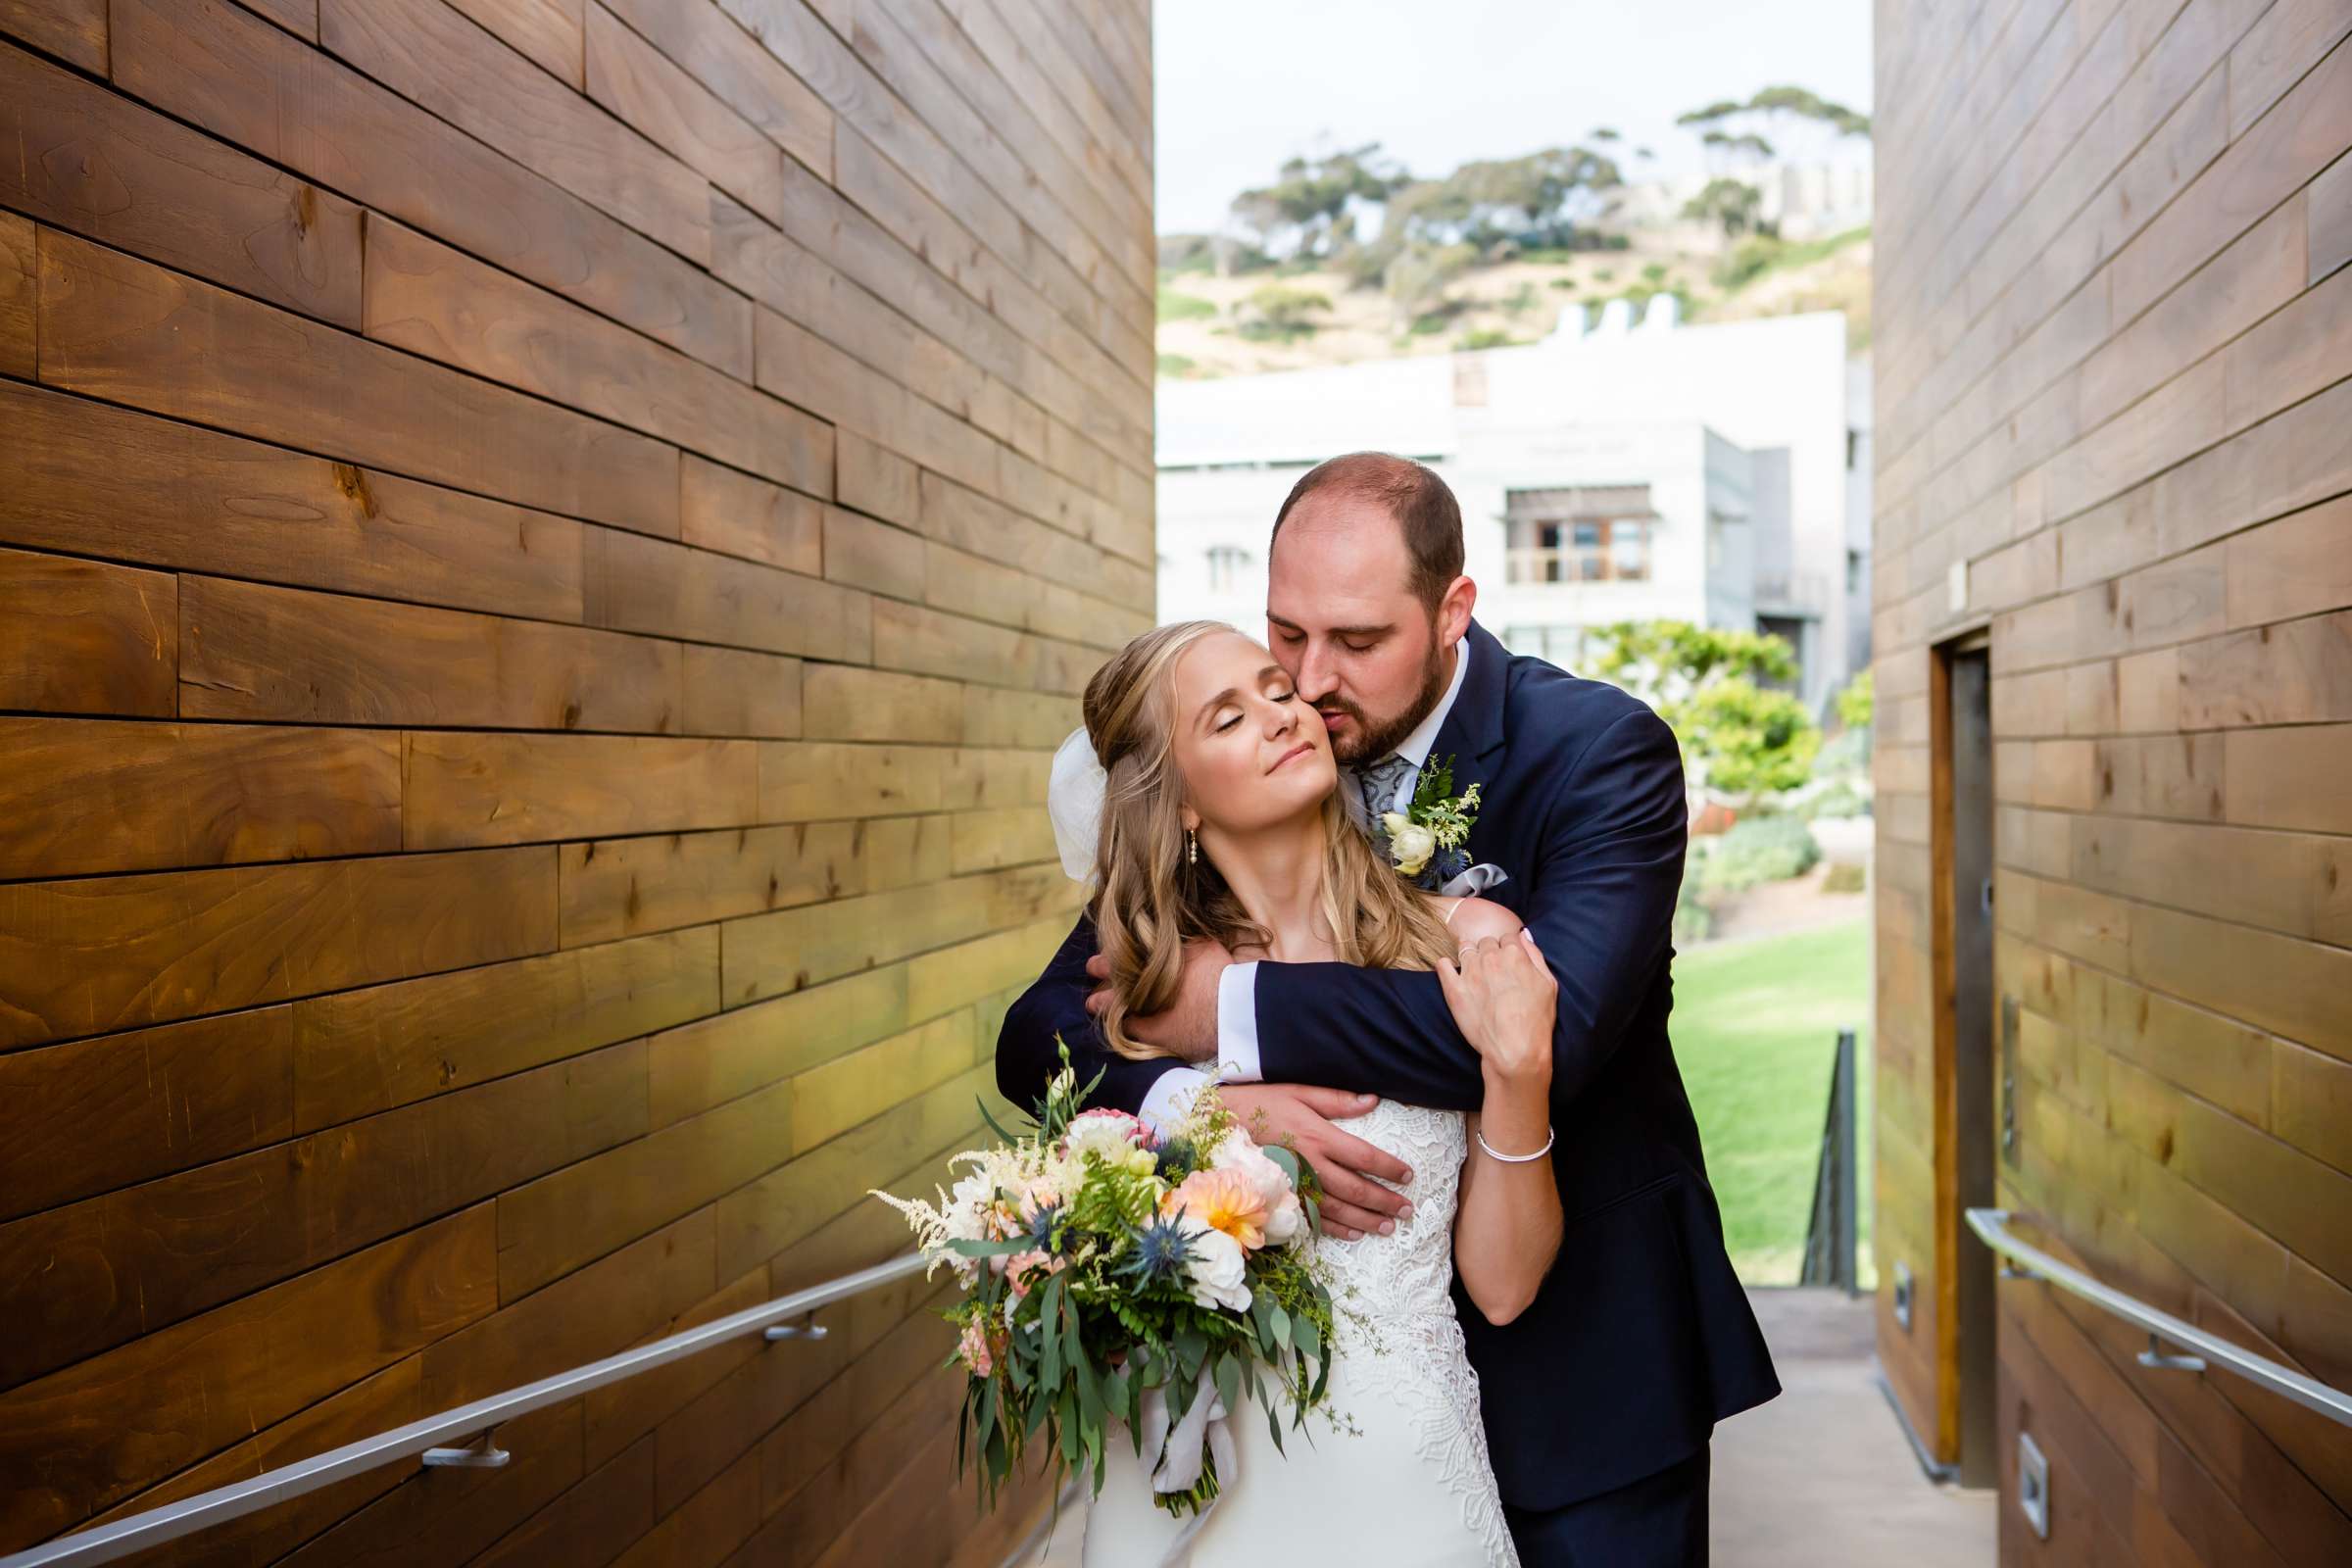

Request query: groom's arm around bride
[{"left": 997, "top": 629, "right": 1779, "bottom": 1455}]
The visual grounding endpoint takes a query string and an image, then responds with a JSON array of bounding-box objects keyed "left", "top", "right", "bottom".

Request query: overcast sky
[{"left": 1152, "top": 1, "right": 1875, "bottom": 235}]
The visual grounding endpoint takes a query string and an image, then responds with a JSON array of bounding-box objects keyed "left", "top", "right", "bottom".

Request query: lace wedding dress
[{"left": 1081, "top": 1101, "right": 1519, "bottom": 1566}]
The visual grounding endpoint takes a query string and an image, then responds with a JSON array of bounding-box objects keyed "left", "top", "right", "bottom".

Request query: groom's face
[{"left": 1264, "top": 500, "right": 1459, "bottom": 766}]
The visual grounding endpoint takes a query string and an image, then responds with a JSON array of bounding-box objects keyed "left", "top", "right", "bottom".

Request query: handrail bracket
[
  {"left": 2136, "top": 1332, "right": 2207, "bottom": 1374},
  {"left": 421, "top": 1428, "right": 511, "bottom": 1469},
  {"left": 764, "top": 1311, "right": 829, "bottom": 1343}
]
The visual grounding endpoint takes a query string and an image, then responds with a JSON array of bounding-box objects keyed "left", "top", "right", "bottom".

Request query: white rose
[
  {"left": 1183, "top": 1225, "right": 1252, "bottom": 1313},
  {"left": 1382, "top": 812, "right": 1437, "bottom": 876},
  {"left": 1064, "top": 1114, "right": 1143, "bottom": 1170},
  {"left": 942, "top": 1170, "right": 994, "bottom": 1244},
  {"left": 1210, "top": 1137, "right": 1305, "bottom": 1246}
]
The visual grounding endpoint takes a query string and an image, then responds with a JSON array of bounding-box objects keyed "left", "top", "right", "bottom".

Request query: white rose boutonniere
[
  {"left": 1380, "top": 811, "right": 1439, "bottom": 876},
  {"left": 1382, "top": 755, "right": 1492, "bottom": 891}
]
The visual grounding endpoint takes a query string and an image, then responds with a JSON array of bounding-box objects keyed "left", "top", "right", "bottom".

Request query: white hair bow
[{"left": 1048, "top": 727, "right": 1108, "bottom": 886}]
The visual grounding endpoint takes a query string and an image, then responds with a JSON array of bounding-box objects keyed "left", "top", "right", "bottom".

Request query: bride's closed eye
[{"left": 1212, "top": 688, "right": 1297, "bottom": 732}]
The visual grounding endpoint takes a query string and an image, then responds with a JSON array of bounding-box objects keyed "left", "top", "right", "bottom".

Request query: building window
[
  {"left": 1510, "top": 518, "right": 1650, "bottom": 584},
  {"left": 1503, "top": 486, "right": 1657, "bottom": 586},
  {"left": 1205, "top": 545, "right": 1251, "bottom": 595},
  {"left": 1846, "top": 548, "right": 1864, "bottom": 594}
]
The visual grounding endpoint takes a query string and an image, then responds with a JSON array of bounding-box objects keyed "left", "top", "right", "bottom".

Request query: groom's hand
[
  {"left": 1081, "top": 939, "right": 1229, "bottom": 1062},
  {"left": 1219, "top": 1084, "right": 1413, "bottom": 1243}
]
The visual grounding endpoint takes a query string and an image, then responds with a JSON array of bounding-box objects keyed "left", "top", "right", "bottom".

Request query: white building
[{"left": 1156, "top": 305, "right": 1867, "bottom": 711}]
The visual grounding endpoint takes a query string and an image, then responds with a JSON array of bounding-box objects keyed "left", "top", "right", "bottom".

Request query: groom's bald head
[{"left": 1269, "top": 453, "right": 1464, "bottom": 612}]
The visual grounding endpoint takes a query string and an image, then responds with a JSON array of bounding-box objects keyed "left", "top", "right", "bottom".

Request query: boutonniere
[{"left": 1381, "top": 755, "right": 1484, "bottom": 887}]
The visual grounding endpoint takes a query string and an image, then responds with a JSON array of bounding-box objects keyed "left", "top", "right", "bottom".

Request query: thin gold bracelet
[{"left": 1474, "top": 1126, "right": 1555, "bottom": 1162}]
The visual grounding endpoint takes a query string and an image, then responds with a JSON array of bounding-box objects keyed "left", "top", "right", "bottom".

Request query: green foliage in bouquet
[{"left": 875, "top": 1045, "right": 1339, "bottom": 1522}]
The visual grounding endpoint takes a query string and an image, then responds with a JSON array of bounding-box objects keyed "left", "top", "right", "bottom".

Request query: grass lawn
[{"left": 1669, "top": 918, "right": 1873, "bottom": 1286}]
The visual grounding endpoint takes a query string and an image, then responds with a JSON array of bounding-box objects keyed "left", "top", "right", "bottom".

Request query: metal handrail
[
  {"left": 0, "top": 1251, "right": 933, "bottom": 1567},
  {"left": 1967, "top": 1208, "right": 2352, "bottom": 1428}
]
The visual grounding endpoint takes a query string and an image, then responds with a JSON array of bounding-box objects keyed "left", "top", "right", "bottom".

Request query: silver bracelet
[{"left": 1475, "top": 1126, "right": 1555, "bottom": 1162}]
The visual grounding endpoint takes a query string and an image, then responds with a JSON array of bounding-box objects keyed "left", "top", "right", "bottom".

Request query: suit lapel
[
  {"left": 1428, "top": 620, "right": 1517, "bottom": 901},
  {"left": 1429, "top": 619, "right": 1508, "bottom": 772}
]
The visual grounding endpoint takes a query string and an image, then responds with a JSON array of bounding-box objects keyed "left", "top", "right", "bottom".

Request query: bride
[{"left": 1074, "top": 620, "right": 1560, "bottom": 1567}]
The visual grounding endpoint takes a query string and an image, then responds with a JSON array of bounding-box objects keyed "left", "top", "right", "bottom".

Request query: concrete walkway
[
  {"left": 1023, "top": 1288, "right": 1997, "bottom": 1565},
  {"left": 1714, "top": 1289, "right": 1996, "bottom": 1567}
]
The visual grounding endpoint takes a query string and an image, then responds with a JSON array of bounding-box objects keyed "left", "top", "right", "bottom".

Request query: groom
[{"left": 998, "top": 452, "right": 1777, "bottom": 1565}]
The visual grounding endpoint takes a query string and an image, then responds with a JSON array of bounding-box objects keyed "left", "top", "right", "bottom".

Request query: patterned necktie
[{"left": 1356, "top": 754, "right": 1419, "bottom": 856}]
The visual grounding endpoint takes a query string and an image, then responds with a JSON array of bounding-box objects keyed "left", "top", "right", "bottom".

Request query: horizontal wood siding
[
  {"left": 0, "top": 0, "right": 1152, "bottom": 1560},
  {"left": 1873, "top": 0, "right": 2352, "bottom": 1561}
]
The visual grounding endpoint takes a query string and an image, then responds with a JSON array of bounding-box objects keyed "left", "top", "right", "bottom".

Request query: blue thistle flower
[
  {"left": 1026, "top": 1201, "right": 1063, "bottom": 1256},
  {"left": 1119, "top": 1214, "right": 1198, "bottom": 1284},
  {"left": 1153, "top": 1137, "right": 1200, "bottom": 1181}
]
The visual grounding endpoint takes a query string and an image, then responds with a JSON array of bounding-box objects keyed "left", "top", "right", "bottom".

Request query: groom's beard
[{"left": 1320, "top": 637, "right": 1450, "bottom": 765}]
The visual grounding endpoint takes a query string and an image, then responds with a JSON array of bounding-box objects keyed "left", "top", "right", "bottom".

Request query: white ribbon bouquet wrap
[{"left": 1138, "top": 1370, "right": 1239, "bottom": 1563}]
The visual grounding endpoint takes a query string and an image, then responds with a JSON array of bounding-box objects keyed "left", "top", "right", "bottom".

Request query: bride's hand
[{"left": 1436, "top": 930, "right": 1556, "bottom": 1086}]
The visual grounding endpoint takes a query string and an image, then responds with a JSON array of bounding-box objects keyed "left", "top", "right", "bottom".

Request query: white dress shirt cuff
[
  {"left": 1138, "top": 1067, "right": 1211, "bottom": 1136},
  {"left": 1215, "top": 959, "right": 1265, "bottom": 1083}
]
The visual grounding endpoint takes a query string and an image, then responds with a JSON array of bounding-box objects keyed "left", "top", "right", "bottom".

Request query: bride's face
[{"left": 1166, "top": 630, "right": 1338, "bottom": 837}]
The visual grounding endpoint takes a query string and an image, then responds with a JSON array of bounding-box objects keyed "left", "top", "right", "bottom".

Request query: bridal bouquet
[{"left": 874, "top": 1049, "right": 1336, "bottom": 1517}]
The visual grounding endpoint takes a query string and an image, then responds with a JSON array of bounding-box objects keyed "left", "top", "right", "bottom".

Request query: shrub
[
  {"left": 1812, "top": 726, "right": 1871, "bottom": 780},
  {"left": 1713, "top": 236, "right": 1782, "bottom": 290},
  {"left": 1800, "top": 779, "right": 1869, "bottom": 820},
  {"left": 1459, "top": 327, "right": 1515, "bottom": 350},
  {"left": 1155, "top": 353, "right": 1197, "bottom": 378},
  {"left": 1697, "top": 815, "right": 1821, "bottom": 894},
  {"left": 1822, "top": 862, "right": 1867, "bottom": 895},
  {"left": 1233, "top": 284, "right": 1330, "bottom": 342},
  {"left": 1156, "top": 286, "right": 1215, "bottom": 322}
]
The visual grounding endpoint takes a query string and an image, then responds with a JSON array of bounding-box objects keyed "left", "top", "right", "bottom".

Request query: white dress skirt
[{"left": 1081, "top": 1101, "right": 1519, "bottom": 1567}]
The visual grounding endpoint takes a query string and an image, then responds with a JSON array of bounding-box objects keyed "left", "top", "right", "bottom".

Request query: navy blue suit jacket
[{"left": 996, "top": 619, "right": 1779, "bottom": 1509}]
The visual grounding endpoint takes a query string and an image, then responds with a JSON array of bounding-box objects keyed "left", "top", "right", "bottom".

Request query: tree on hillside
[
  {"left": 1341, "top": 142, "right": 1625, "bottom": 318},
  {"left": 1228, "top": 143, "right": 1409, "bottom": 263},
  {"left": 1682, "top": 175, "right": 1768, "bottom": 240},
  {"left": 1698, "top": 129, "right": 1777, "bottom": 177},
  {"left": 1678, "top": 84, "right": 1871, "bottom": 174},
  {"left": 1381, "top": 239, "right": 1478, "bottom": 330}
]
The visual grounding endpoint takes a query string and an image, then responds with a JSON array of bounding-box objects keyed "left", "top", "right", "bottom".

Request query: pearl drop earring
[{"left": 1187, "top": 829, "right": 1198, "bottom": 866}]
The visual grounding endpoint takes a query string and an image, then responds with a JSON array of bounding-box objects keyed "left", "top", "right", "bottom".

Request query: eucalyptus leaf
[
  {"left": 975, "top": 1094, "right": 1023, "bottom": 1147},
  {"left": 1213, "top": 1350, "right": 1241, "bottom": 1414}
]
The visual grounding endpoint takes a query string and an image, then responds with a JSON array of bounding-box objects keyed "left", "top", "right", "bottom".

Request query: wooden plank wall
[
  {"left": 0, "top": 1, "right": 1155, "bottom": 1562},
  {"left": 1871, "top": 0, "right": 2352, "bottom": 1561}
]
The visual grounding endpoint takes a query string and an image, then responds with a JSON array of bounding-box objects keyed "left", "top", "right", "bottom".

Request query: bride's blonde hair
[{"left": 1086, "top": 620, "right": 1457, "bottom": 1061}]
